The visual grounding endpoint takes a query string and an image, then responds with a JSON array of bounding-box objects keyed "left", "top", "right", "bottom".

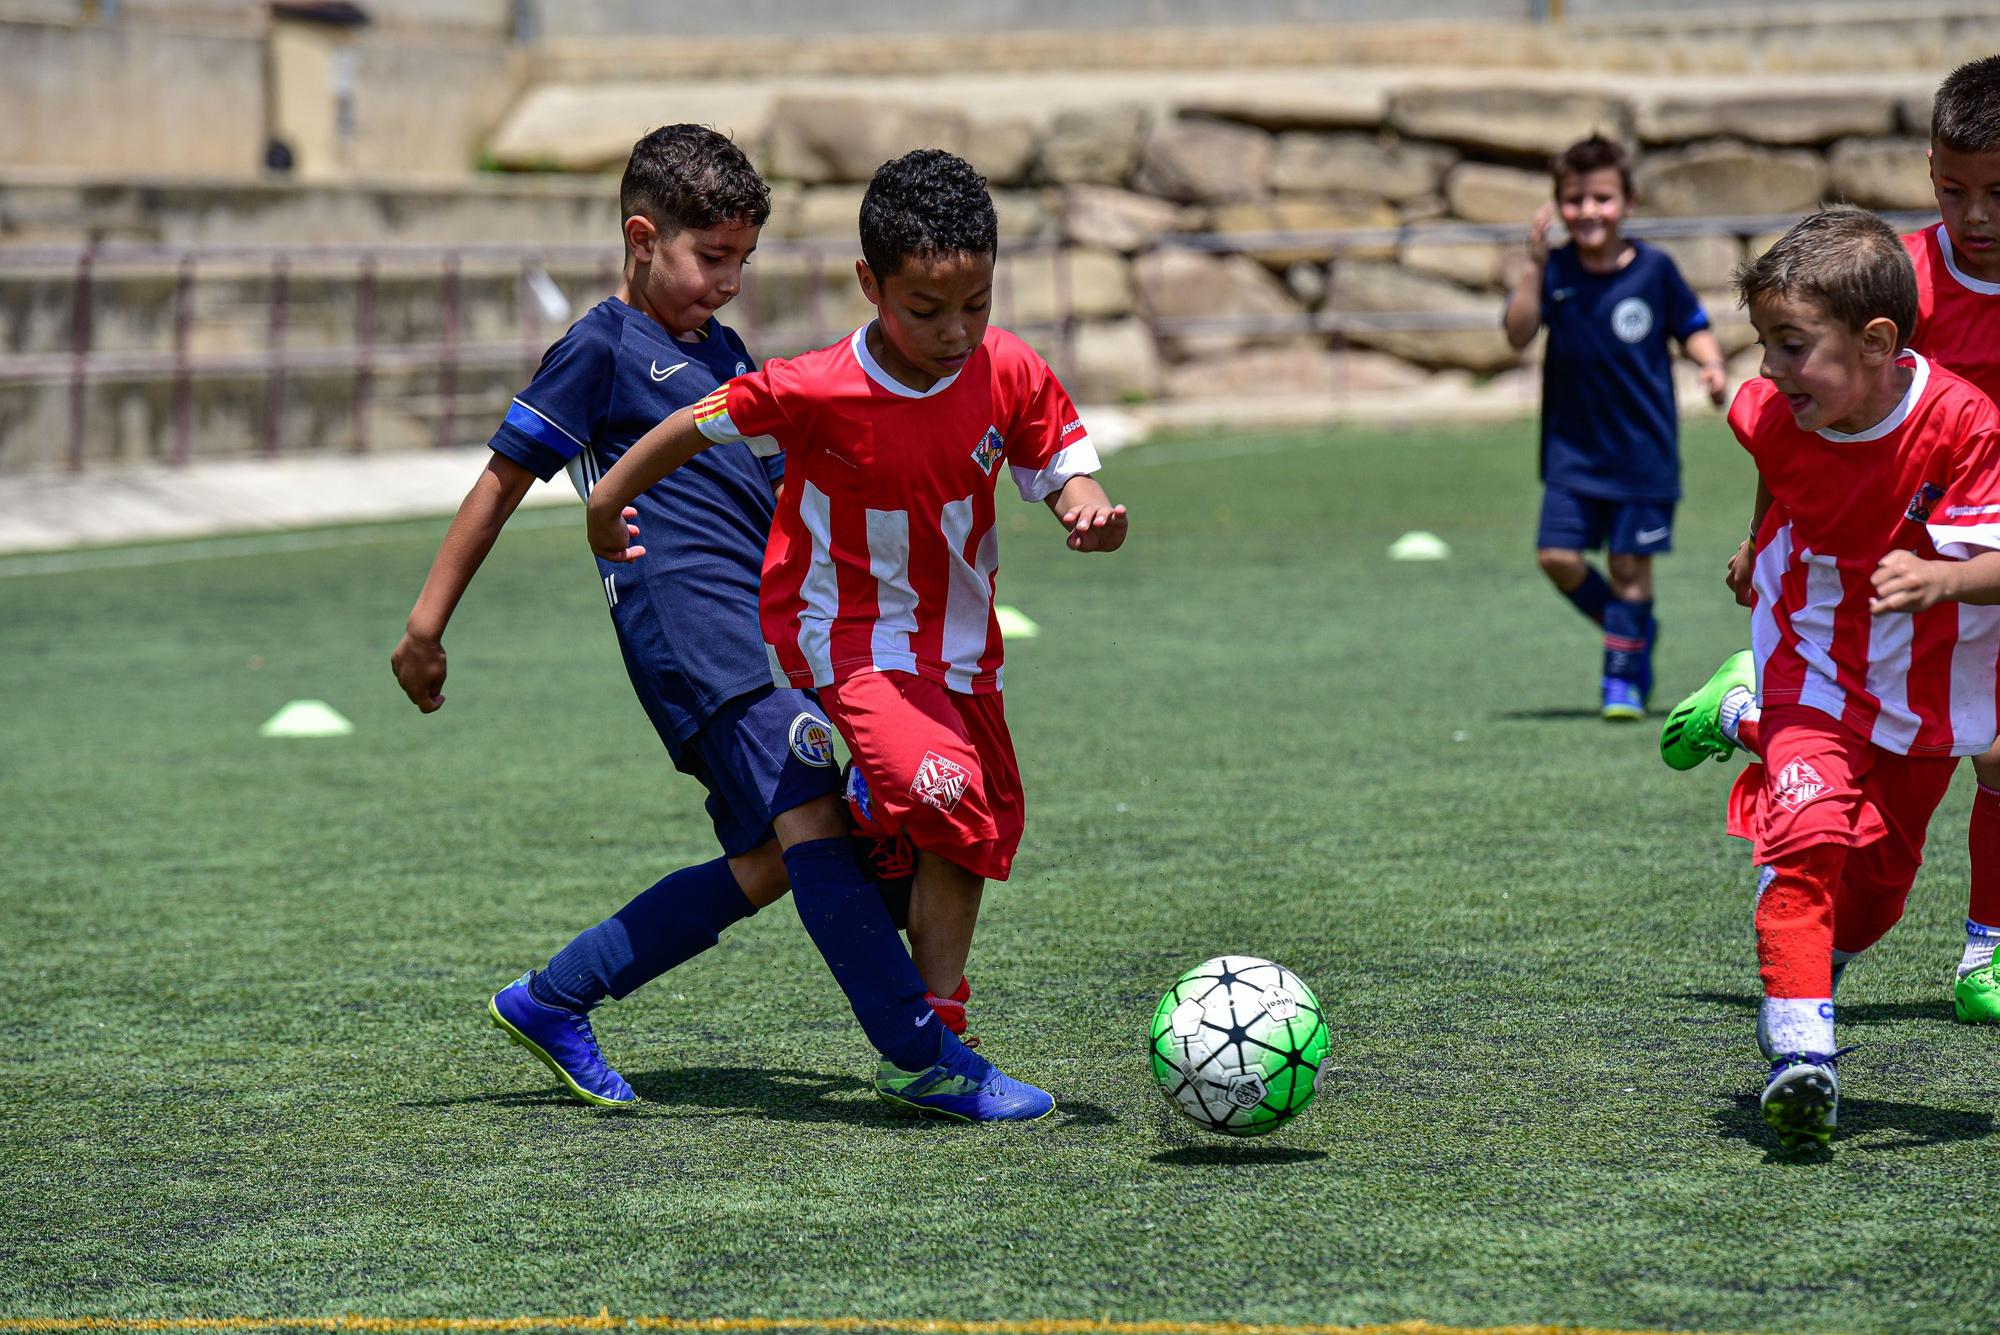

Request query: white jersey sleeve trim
[
  {"left": 1011, "top": 437, "right": 1102, "bottom": 503},
  {"left": 1928, "top": 521, "right": 2000, "bottom": 560}
]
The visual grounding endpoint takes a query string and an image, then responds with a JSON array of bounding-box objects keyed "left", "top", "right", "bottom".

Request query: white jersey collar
[
  {"left": 851, "top": 324, "right": 962, "bottom": 399},
  {"left": 1939, "top": 226, "right": 2000, "bottom": 298},
  {"left": 1817, "top": 351, "right": 1930, "bottom": 443}
]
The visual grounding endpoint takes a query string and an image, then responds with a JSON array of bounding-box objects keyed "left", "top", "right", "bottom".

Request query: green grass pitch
[{"left": 5, "top": 419, "right": 1999, "bottom": 1333}]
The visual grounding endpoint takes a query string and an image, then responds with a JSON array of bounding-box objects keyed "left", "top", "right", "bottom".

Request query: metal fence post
[
  {"left": 170, "top": 254, "right": 196, "bottom": 467},
  {"left": 65, "top": 243, "right": 96, "bottom": 471},
  {"left": 261, "top": 256, "right": 289, "bottom": 457}
]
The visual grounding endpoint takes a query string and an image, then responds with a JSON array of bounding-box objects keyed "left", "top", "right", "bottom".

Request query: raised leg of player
[
  {"left": 1958, "top": 748, "right": 2000, "bottom": 1023},
  {"left": 1659, "top": 650, "right": 1754, "bottom": 770}
]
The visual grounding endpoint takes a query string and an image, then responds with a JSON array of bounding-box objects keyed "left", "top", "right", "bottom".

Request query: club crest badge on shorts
[
  {"left": 788, "top": 712, "right": 836, "bottom": 768},
  {"left": 910, "top": 751, "right": 971, "bottom": 813},
  {"left": 1773, "top": 758, "right": 1827, "bottom": 813}
]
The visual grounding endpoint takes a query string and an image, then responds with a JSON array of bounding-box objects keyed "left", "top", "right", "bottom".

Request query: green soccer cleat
[
  {"left": 1954, "top": 964, "right": 2000, "bottom": 1023},
  {"left": 1660, "top": 650, "right": 1754, "bottom": 771}
]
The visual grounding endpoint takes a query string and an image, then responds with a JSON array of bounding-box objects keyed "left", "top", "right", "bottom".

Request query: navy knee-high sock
[
  {"left": 1562, "top": 566, "right": 1613, "bottom": 626},
  {"left": 1604, "top": 598, "right": 1653, "bottom": 684},
  {"left": 783, "top": 837, "right": 942, "bottom": 1072},
  {"left": 531, "top": 856, "right": 753, "bottom": 1012}
]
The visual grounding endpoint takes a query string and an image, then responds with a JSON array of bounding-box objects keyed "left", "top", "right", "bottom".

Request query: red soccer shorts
[
  {"left": 1727, "top": 704, "right": 1957, "bottom": 870},
  {"left": 821, "top": 670, "right": 1025, "bottom": 882}
]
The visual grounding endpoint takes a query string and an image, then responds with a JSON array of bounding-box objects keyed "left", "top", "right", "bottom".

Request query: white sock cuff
[{"left": 1759, "top": 996, "right": 1835, "bottom": 1059}]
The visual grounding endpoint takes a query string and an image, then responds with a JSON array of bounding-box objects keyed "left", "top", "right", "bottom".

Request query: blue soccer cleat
[
  {"left": 1760, "top": 1051, "right": 1841, "bottom": 1152},
  {"left": 874, "top": 1031, "right": 1054, "bottom": 1122},
  {"left": 1602, "top": 676, "right": 1645, "bottom": 722},
  {"left": 488, "top": 974, "right": 636, "bottom": 1107}
]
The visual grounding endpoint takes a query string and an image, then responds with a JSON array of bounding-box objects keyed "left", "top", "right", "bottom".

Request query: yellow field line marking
[{"left": 0, "top": 1317, "right": 1751, "bottom": 1335}]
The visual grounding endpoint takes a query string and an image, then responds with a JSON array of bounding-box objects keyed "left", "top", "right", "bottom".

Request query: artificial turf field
[{"left": 6, "top": 418, "right": 2000, "bottom": 1335}]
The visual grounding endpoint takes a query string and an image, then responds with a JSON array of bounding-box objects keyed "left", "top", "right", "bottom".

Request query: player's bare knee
[
  {"left": 1537, "top": 548, "right": 1586, "bottom": 588},
  {"left": 729, "top": 842, "right": 791, "bottom": 909},
  {"left": 771, "top": 792, "right": 850, "bottom": 849},
  {"left": 1607, "top": 553, "right": 1653, "bottom": 601}
]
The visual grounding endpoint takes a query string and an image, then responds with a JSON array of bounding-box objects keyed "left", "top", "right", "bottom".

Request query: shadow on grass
[
  {"left": 1151, "top": 1145, "right": 1327, "bottom": 1166},
  {"left": 1677, "top": 990, "right": 1951, "bottom": 1024},
  {"left": 1713, "top": 1092, "right": 1994, "bottom": 1160},
  {"left": 405, "top": 1067, "right": 1121, "bottom": 1128},
  {"left": 1492, "top": 707, "right": 1617, "bottom": 722}
]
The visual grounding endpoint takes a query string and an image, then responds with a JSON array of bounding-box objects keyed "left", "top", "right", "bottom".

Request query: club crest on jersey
[
  {"left": 1906, "top": 482, "right": 1946, "bottom": 524},
  {"left": 1611, "top": 297, "right": 1654, "bottom": 343},
  {"left": 910, "top": 751, "right": 971, "bottom": 813},
  {"left": 1773, "top": 758, "right": 1828, "bottom": 813},
  {"left": 788, "top": 713, "right": 836, "bottom": 768},
  {"left": 971, "top": 426, "right": 1005, "bottom": 475}
]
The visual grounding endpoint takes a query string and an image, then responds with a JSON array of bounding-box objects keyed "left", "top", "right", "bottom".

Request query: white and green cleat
[{"left": 1660, "top": 650, "right": 1754, "bottom": 771}]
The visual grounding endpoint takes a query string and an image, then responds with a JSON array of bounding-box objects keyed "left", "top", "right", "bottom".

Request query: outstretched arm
[
  {"left": 1046, "top": 474, "right": 1128, "bottom": 552},
  {"left": 392, "top": 453, "right": 537, "bottom": 712},
  {"left": 585, "top": 404, "right": 710, "bottom": 562}
]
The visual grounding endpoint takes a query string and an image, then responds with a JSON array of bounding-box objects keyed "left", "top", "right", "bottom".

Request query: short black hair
[
  {"left": 619, "top": 124, "right": 770, "bottom": 235},
  {"left": 1934, "top": 55, "right": 2000, "bottom": 155},
  {"left": 1734, "top": 205, "right": 1917, "bottom": 347},
  {"left": 1551, "top": 134, "right": 1633, "bottom": 198},
  {"left": 858, "top": 149, "right": 998, "bottom": 281}
]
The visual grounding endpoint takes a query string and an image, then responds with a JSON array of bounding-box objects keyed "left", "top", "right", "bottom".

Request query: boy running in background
[
  {"left": 1663, "top": 57, "right": 2000, "bottom": 1023},
  {"left": 1502, "top": 135, "right": 1728, "bottom": 720},
  {"left": 586, "top": 149, "right": 1126, "bottom": 1118},
  {"left": 392, "top": 127, "right": 1028, "bottom": 1120},
  {"left": 1679, "top": 208, "right": 2000, "bottom": 1150}
]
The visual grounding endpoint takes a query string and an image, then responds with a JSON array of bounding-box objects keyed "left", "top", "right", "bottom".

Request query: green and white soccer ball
[{"left": 1149, "top": 955, "right": 1329, "bottom": 1137}]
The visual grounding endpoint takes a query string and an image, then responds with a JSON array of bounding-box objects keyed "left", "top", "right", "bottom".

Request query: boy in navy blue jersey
[
  {"left": 392, "top": 126, "right": 1045, "bottom": 1121},
  {"left": 1503, "top": 135, "right": 1728, "bottom": 719}
]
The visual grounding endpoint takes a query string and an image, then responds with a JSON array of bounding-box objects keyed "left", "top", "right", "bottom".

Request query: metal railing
[{"left": 0, "top": 211, "right": 1939, "bottom": 472}]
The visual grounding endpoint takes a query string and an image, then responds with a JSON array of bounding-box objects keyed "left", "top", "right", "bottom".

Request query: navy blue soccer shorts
[
  {"left": 673, "top": 685, "right": 845, "bottom": 858},
  {"left": 1535, "top": 485, "right": 1676, "bottom": 556}
]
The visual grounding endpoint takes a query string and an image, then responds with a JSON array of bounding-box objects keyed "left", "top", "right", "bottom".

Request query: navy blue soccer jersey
[
  {"left": 489, "top": 297, "right": 782, "bottom": 755},
  {"left": 1538, "top": 241, "right": 1709, "bottom": 502}
]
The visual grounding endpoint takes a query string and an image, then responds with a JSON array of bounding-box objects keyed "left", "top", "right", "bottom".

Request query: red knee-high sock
[
  {"left": 1757, "top": 844, "right": 1847, "bottom": 999},
  {"left": 1969, "top": 785, "right": 2000, "bottom": 928},
  {"left": 1736, "top": 715, "right": 1762, "bottom": 759}
]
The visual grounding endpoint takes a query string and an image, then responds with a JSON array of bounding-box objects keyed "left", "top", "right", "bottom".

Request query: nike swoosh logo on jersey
[
  {"left": 1635, "top": 527, "right": 1671, "bottom": 544},
  {"left": 650, "top": 361, "right": 688, "bottom": 381},
  {"left": 1550, "top": 288, "right": 1575, "bottom": 301}
]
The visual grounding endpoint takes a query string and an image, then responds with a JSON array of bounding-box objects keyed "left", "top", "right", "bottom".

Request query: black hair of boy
[
  {"left": 1934, "top": 55, "right": 2000, "bottom": 155},
  {"left": 858, "top": 149, "right": 999, "bottom": 281},
  {"left": 1551, "top": 134, "right": 1633, "bottom": 197},
  {"left": 620, "top": 124, "right": 771, "bottom": 234},
  {"left": 1733, "top": 205, "right": 1918, "bottom": 347}
]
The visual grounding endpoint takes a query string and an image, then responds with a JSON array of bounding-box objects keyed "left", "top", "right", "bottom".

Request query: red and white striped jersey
[
  {"left": 1906, "top": 225, "right": 2000, "bottom": 404},
  {"left": 1736, "top": 353, "right": 2000, "bottom": 756},
  {"left": 692, "top": 325, "right": 1098, "bottom": 694}
]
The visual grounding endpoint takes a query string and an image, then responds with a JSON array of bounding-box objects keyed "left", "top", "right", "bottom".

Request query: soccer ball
[{"left": 1149, "top": 955, "right": 1329, "bottom": 1137}]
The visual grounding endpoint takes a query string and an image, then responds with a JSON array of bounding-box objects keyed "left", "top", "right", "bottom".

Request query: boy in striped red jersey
[
  {"left": 589, "top": 150, "right": 1125, "bottom": 1118},
  {"left": 1688, "top": 208, "right": 2000, "bottom": 1150},
  {"left": 1665, "top": 57, "right": 2000, "bottom": 1025}
]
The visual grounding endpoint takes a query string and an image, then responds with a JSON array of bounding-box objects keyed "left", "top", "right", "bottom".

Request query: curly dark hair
[
  {"left": 1734, "top": 205, "right": 1917, "bottom": 347},
  {"left": 1934, "top": 55, "right": 2000, "bottom": 155},
  {"left": 1551, "top": 133, "right": 1633, "bottom": 198},
  {"left": 620, "top": 124, "right": 770, "bottom": 234},
  {"left": 858, "top": 149, "right": 999, "bottom": 280}
]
